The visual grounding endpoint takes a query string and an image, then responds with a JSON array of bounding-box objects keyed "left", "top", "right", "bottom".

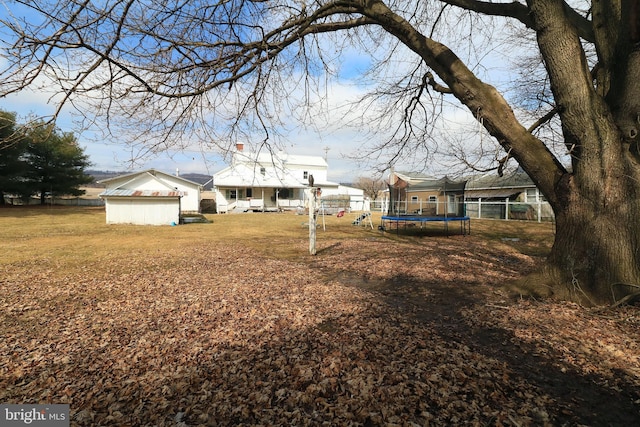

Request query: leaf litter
[{"left": 1, "top": 236, "right": 639, "bottom": 426}]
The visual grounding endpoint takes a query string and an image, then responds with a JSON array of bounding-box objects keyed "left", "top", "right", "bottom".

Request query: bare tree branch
[
  {"left": 441, "top": 0, "right": 594, "bottom": 42},
  {"left": 426, "top": 71, "right": 452, "bottom": 94},
  {"left": 527, "top": 108, "right": 558, "bottom": 133}
]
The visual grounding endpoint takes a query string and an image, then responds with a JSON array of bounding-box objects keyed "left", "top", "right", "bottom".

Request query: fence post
[{"left": 505, "top": 198, "right": 509, "bottom": 220}]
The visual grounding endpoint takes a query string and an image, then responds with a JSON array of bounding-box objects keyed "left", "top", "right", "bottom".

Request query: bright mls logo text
[{"left": 1, "top": 404, "right": 69, "bottom": 426}]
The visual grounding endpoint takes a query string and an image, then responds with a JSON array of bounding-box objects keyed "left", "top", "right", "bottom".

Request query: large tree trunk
[
  {"left": 538, "top": 174, "right": 640, "bottom": 305},
  {"left": 497, "top": 0, "right": 640, "bottom": 305}
]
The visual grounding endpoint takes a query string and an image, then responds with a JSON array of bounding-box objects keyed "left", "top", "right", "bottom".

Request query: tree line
[{"left": 0, "top": 110, "right": 93, "bottom": 205}]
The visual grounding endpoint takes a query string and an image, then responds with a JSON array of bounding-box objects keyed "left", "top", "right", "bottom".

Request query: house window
[
  {"left": 525, "top": 188, "right": 546, "bottom": 202},
  {"left": 428, "top": 196, "right": 437, "bottom": 202},
  {"left": 411, "top": 196, "right": 419, "bottom": 202},
  {"left": 303, "top": 171, "right": 308, "bottom": 179},
  {"left": 246, "top": 188, "right": 253, "bottom": 198},
  {"left": 226, "top": 189, "right": 244, "bottom": 199},
  {"left": 260, "top": 167, "right": 266, "bottom": 176},
  {"left": 279, "top": 188, "right": 291, "bottom": 199}
]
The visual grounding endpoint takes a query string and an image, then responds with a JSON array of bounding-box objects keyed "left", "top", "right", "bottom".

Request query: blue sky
[
  {"left": 0, "top": 1, "right": 387, "bottom": 181},
  {"left": 0, "top": 1, "right": 518, "bottom": 183},
  {"left": 0, "top": 81, "right": 383, "bottom": 181}
]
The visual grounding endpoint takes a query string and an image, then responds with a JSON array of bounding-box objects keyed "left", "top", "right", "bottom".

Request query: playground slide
[{"left": 352, "top": 212, "right": 370, "bottom": 225}]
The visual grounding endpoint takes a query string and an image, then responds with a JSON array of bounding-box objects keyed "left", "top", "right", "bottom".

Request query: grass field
[
  {"left": 1, "top": 206, "right": 638, "bottom": 426},
  {"left": 0, "top": 206, "right": 555, "bottom": 268}
]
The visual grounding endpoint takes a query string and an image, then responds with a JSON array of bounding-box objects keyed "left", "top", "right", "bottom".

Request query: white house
[
  {"left": 214, "top": 144, "right": 365, "bottom": 213},
  {"left": 99, "top": 169, "right": 202, "bottom": 225}
]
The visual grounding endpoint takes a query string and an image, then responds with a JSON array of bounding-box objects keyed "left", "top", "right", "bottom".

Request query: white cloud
[{"left": 0, "top": 3, "right": 530, "bottom": 182}]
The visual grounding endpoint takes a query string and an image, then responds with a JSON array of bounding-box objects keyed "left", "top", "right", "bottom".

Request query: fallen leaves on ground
[{"left": 1, "top": 236, "right": 639, "bottom": 426}]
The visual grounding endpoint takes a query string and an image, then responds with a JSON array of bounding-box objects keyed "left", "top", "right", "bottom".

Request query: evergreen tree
[
  {"left": 21, "top": 123, "right": 93, "bottom": 204},
  {"left": 0, "top": 111, "right": 28, "bottom": 205}
]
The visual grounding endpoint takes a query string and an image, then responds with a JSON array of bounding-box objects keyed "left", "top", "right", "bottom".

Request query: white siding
[
  {"left": 321, "top": 185, "right": 366, "bottom": 211},
  {"left": 105, "top": 198, "right": 180, "bottom": 225},
  {"left": 122, "top": 174, "right": 200, "bottom": 212},
  {"left": 176, "top": 186, "right": 199, "bottom": 212},
  {"left": 100, "top": 170, "right": 202, "bottom": 214}
]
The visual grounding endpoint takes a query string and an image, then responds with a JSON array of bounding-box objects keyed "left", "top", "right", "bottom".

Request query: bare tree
[
  {"left": 353, "top": 176, "right": 386, "bottom": 201},
  {"left": 2, "top": 0, "right": 640, "bottom": 305}
]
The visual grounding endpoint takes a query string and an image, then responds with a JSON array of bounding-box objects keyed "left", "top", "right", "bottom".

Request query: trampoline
[{"left": 380, "top": 215, "right": 471, "bottom": 236}]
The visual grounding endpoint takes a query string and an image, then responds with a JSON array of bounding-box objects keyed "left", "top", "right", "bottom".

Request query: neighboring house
[
  {"left": 386, "top": 171, "right": 467, "bottom": 216},
  {"left": 98, "top": 169, "right": 202, "bottom": 225},
  {"left": 213, "top": 144, "right": 365, "bottom": 213},
  {"left": 464, "top": 170, "right": 553, "bottom": 220},
  {"left": 328, "top": 185, "right": 369, "bottom": 212}
]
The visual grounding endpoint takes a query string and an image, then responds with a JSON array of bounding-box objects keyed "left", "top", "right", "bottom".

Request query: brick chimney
[{"left": 236, "top": 143, "right": 244, "bottom": 152}]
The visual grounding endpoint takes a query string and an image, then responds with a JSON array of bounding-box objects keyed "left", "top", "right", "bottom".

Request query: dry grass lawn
[{"left": 1, "top": 206, "right": 639, "bottom": 426}]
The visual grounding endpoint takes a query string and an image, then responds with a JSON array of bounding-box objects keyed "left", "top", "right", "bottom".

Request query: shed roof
[{"left": 100, "top": 189, "right": 185, "bottom": 198}]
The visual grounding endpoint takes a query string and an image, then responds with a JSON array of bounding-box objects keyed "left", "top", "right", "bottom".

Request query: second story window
[
  {"left": 260, "top": 167, "right": 266, "bottom": 176},
  {"left": 303, "top": 171, "right": 308, "bottom": 179}
]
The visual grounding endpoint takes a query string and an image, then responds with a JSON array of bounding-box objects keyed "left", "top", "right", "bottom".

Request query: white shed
[{"left": 99, "top": 169, "right": 202, "bottom": 225}]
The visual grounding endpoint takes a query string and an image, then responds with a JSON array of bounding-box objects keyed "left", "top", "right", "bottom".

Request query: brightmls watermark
[{"left": 1, "top": 405, "right": 69, "bottom": 426}]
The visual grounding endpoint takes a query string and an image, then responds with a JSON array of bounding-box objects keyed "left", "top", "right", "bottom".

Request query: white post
[
  {"left": 309, "top": 188, "right": 317, "bottom": 255},
  {"left": 537, "top": 198, "right": 542, "bottom": 223},
  {"left": 478, "top": 198, "right": 482, "bottom": 219},
  {"left": 505, "top": 197, "right": 510, "bottom": 220}
]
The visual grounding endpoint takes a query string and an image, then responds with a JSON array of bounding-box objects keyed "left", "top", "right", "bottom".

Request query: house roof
[
  {"left": 97, "top": 169, "right": 203, "bottom": 188},
  {"left": 465, "top": 171, "right": 535, "bottom": 190},
  {"left": 234, "top": 151, "right": 328, "bottom": 168},
  {"left": 464, "top": 189, "right": 522, "bottom": 199},
  {"left": 395, "top": 171, "right": 437, "bottom": 180},
  {"left": 408, "top": 177, "right": 467, "bottom": 192},
  {"left": 336, "top": 185, "right": 365, "bottom": 196},
  {"left": 391, "top": 171, "right": 437, "bottom": 185}
]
